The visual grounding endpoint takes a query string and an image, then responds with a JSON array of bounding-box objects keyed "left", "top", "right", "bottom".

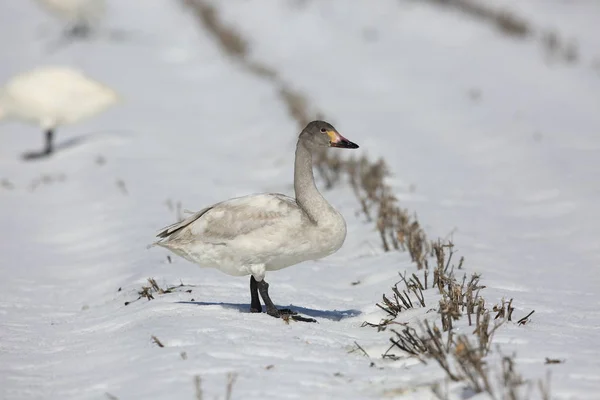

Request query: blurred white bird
[
  {"left": 0, "top": 66, "right": 119, "bottom": 160},
  {"left": 33, "top": 0, "right": 106, "bottom": 37}
]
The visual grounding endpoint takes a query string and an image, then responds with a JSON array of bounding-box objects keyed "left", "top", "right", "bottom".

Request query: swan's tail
[
  {"left": 155, "top": 206, "right": 211, "bottom": 239},
  {"left": 147, "top": 207, "right": 212, "bottom": 250}
]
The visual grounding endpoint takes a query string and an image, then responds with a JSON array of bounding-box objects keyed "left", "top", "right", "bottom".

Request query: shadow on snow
[{"left": 177, "top": 301, "right": 361, "bottom": 321}]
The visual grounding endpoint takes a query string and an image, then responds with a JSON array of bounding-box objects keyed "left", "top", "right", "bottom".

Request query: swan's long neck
[{"left": 294, "top": 141, "right": 333, "bottom": 223}]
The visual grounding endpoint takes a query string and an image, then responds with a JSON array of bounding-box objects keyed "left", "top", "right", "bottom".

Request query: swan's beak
[{"left": 328, "top": 131, "right": 359, "bottom": 149}]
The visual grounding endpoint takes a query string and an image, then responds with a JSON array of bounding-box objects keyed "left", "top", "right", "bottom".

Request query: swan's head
[{"left": 300, "top": 120, "right": 359, "bottom": 150}]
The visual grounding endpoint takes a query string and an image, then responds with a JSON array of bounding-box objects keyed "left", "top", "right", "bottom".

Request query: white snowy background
[{"left": 1, "top": 0, "right": 599, "bottom": 399}]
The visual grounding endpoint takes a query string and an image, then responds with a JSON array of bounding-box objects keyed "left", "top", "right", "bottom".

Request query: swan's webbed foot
[
  {"left": 268, "top": 307, "right": 316, "bottom": 323},
  {"left": 253, "top": 276, "right": 317, "bottom": 323},
  {"left": 290, "top": 315, "right": 317, "bottom": 323},
  {"left": 265, "top": 307, "right": 297, "bottom": 318},
  {"left": 22, "top": 129, "right": 54, "bottom": 161},
  {"left": 22, "top": 149, "right": 52, "bottom": 160}
]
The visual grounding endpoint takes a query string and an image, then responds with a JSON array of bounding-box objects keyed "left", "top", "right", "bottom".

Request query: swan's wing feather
[{"left": 156, "top": 194, "right": 299, "bottom": 243}]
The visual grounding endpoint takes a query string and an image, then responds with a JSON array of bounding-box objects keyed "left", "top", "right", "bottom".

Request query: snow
[{"left": 1, "top": 0, "right": 599, "bottom": 399}]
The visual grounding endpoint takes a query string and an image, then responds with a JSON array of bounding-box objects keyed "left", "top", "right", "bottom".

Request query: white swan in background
[
  {"left": 33, "top": 0, "right": 106, "bottom": 37},
  {"left": 0, "top": 66, "right": 119, "bottom": 160},
  {"left": 153, "top": 121, "right": 359, "bottom": 321}
]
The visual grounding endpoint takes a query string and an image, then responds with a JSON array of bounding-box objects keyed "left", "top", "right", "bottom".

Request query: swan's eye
[{"left": 320, "top": 128, "right": 327, "bottom": 133}]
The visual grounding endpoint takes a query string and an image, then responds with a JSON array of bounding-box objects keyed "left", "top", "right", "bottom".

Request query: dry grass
[
  {"left": 194, "top": 375, "right": 203, "bottom": 400},
  {"left": 517, "top": 310, "right": 535, "bottom": 326},
  {"left": 349, "top": 341, "right": 371, "bottom": 359},
  {"left": 541, "top": 30, "right": 579, "bottom": 64},
  {"left": 364, "top": 240, "right": 542, "bottom": 397},
  {"left": 28, "top": 173, "right": 67, "bottom": 191},
  {"left": 493, "top": 298, "right": 515, "bottom": 321},
  {"left": 344, "top": 156, "right": 430, "bottom": 261},
  {"left": 164, "top": 199, "right": 184, "bottom": 222},
  {"left": 225, "top": 372, "right": 238, "bottom": 400},
  {"left": 116, "top": 179, "right": 128, "bottom": 195},
  {"left": 384, "top": 325, "right": 429, "bottom": 360},
  {"left": 417, "top": 0, "right": 581, "bottom": 66},
  {"left": 377, "top": 278, "right": 425, "bottom": 318},
  {"left": 539, "top": 372, "right": 552, "bottom": 400},
  {"left": 382, "top": 317, "right": 531, "bottom": 398},
  {"left": 183, "top": 0, "right": 247, "bottom": 58},
  {"left": 422, "top": 0, "right": 530, "bottom": 37},
  {"left": 124, "top": 278, "right": 195, "bottom": 306},
  {"left": 95, "top": 154, "right": 106, "bottom": 165},
  {"left": 192, "top": 373, "right": 237, "bottom": 400},
  {"left": 151, "top": 335, "right": 165, "bottom": 348},
  {"left": 1, "top": 178, "right": 14, "bottom": 190}
]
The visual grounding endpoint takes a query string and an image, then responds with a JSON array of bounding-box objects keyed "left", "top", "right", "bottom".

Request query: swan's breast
[{"left": 302, "top": 208, "right": 347, "bottom": 259}]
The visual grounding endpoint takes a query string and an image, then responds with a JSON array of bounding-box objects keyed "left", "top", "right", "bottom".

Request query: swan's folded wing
[{"left": 155, "top": 194, "right": 300, "bottom": 244}]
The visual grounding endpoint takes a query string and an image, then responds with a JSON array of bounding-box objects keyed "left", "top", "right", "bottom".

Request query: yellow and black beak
[{"left": 327, "top": 130, "right": 359, "bottom": 149}]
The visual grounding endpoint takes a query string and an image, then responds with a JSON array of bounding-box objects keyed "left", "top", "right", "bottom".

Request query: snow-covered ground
[{"left": 1, "top": 1, "right": 599, "bottom": 399}]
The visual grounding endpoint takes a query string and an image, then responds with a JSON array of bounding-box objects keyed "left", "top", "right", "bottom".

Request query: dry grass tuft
[
  {"left": 384, "top": 325, "right": 429, "bottom": 360},
  {"left": 365, "top": 240, "right": 537, "bottom": 397},
  {"left": 377, "top": 278, "right": 426, "bottom": 318},
  {"left": 517, "top": 310, "right": 535, "bottom": 326},
  {"left": 542, "top": 30, "right": 579, "bottom": 64},
  {"left": 164, "top": 199, "right": 184, "bottom": 222},
  {"left": 151, "top": 335, "right": 165, "bottom": 348},
  {"left": 95, "top": 154, "right": 106, "bottom": 165},
  {"left": 225, "top": 372, "right": 238, "bottom": 400},
  {"left": 539, "top": 372, "right": 552, "bottom": 400},
  {"left": 116, "top": 179, "right": 128, "bottom": 195},
  {"left": 1, "top": 178, "right": 15, "bottom": 190},
  {"left": 194, "top": 375, "right": 203, "bottom": 400},
  {"left": 384, "top": 319, "right": 529, "bottom": 398},
  {"left": 342, "top": 155, "right": 431, "bottom": 258},
  {"left": 29, "top": 173, "right": 67, "bottom": 191},
  {"left": 124, "top": 278, "right": 195, "bottom": 306},
  {"left": 192, "top": 373, "right": 237, "bottom": 400},
  {"left": 364, "top": 270, "right": 428, "bottom": 331},
  {"left": 349, "top": 341, "right": 371, "bottom": 358},
  {"left": 278, "top": 86, "right": 313, "bottom": 130}
]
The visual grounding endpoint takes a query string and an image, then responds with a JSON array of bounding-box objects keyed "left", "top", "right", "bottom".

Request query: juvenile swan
[{"left": 154, "top": 121, "right": 359, "bottom": 319}]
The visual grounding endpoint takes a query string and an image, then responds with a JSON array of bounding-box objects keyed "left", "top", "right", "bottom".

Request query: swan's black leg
[
  {"left": 22, "top": 129, "right": 54, "bottom": 160},
  {"left": 249, "top": 276, "right": 262, "bottom": 313},
  {"left": 44, "top": 129, "right": 54, "bottom": 155},
  {"left": 256, "top": 279, "right": 294, "bottom": 316},
  {"left": 255, "top": 279, "right": 315, "bottom": 322},
  {"left": 255, "top": 279, "right": 282, "bottom": 317}
]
